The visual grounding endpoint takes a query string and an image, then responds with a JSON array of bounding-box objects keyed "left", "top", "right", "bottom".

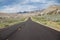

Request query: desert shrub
[
  {"left": 0, "top": 17, "right": 26, "bottom": 28},
  {"left": 0, "top": 17, "right": 2, "bottom": 19}
]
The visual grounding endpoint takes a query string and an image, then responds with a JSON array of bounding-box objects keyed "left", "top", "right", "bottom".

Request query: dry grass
[{"left": 32, "top": 14, "right": 60, "bottom": 31}]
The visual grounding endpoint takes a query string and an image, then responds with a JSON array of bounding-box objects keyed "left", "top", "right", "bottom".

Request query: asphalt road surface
[{"left": 1, "top": 18, "right": 60, "bottom": 40}]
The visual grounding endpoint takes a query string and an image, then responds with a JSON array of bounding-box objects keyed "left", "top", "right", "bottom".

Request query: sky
[{"left": 0, "top": 0, "right": 60, "bottom": 13}]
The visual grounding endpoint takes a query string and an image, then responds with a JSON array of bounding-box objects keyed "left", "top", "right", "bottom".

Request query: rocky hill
[{"left": 40, "top": 5, "right": 60, "bottom": 15}]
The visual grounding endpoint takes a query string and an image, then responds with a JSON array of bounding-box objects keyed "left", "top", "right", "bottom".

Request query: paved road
[
  {"left": 0, "top": 22, "right": 25, "bottom": 40},
  {"left": 1, "top": 18, "right": 60, "bottom": 40}
]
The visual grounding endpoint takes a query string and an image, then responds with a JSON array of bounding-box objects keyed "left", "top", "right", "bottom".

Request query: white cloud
[
  {"left": 19, "top": 0, "right": 47, "bottom": 5},
  {"left": 45, "top": 0, "right": 59, "bottom": 7},
  {"left": 30, "top": 0, "right": 40, "bottom": 2},
  {"left": 1, "top": 4, "right": 37, "bottom": 13},
  {"left": 0, "top": 0, "right": 59, "bottom": 13},
  {"left": 20, "top": 0, "right": 29, "bottom": 4},
  {"left": 30, "top": 0, "right": 48, "bottom": 3}
]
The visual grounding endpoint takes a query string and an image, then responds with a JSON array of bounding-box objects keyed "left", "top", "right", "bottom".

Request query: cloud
[
  {"left": 30, "top": 0, "right": 47, "bottom": 3},
  {"left": 0, "top": 0, "right": 60, "bottom": 13},
  {"left": 0, "top": 5, "right": 37, "bottom": 13},
  {"left": 30, "top": 0, "right": 40, "bottom": 2},
  {"left": 20, "top": 0, "right": 29, "bottom": 5}
]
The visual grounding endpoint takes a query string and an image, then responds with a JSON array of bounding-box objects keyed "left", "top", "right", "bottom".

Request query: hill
[{"left": 40, "top": 5, "right": 60, "bottom": 15}]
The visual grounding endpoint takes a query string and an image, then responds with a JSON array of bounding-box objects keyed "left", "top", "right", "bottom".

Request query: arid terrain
[{"left": 0, "top": 5, "right": 60, "bottom": 40}]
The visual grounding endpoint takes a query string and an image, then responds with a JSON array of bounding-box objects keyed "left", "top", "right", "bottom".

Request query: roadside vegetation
[
  {"left": 0, "top": 17, "right": 26, "bottom": 29},
  {"left": 32, "top": 14, "right": 60, "bottom": 31}
]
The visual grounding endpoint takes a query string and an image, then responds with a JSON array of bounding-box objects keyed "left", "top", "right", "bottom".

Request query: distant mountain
[
  {"left": 0, "top": 5, "right": 60, "bottom": 17},
  {"left": 17, "top": 11, "right": 29, "bottom": 14}
]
